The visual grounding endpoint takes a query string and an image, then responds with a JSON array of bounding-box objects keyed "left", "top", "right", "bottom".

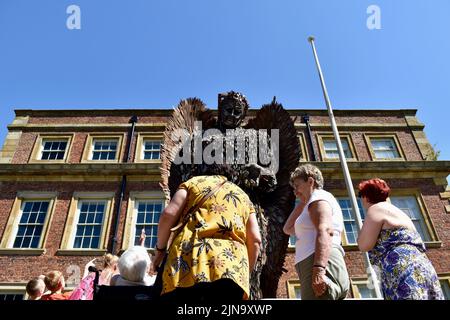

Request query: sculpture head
[{"left": 218, "top": 91, "right": 249, "bottom": 129}]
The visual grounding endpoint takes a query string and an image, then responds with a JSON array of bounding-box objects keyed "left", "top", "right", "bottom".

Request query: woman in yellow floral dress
[{"left": 152, "top": 164, "right": 262, "bottom": 302}]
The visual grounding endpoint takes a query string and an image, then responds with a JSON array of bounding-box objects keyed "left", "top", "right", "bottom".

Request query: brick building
[{"left": 0, "top": 108, "right": 449, "bottom": 300}]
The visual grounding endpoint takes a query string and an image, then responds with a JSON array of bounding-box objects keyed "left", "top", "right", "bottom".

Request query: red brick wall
[
  {"left": 277, "top": 251, "right": 368, "bottom": 298},
  {"left": 68, "top": 133, "right": 88, "bottom": 163},
  {"left": 397, "top": 131, "right": 423, "bottom": 161},
  {"left": 11, "top": 132, "right": 37, "bottom": 164},
  {"left": 27, "top": 115, "right": 170, "bottom": 125},
  {"left": 351, "top": 132, "right": 371, "bottom": 161},
  {"left": 306, "top": 128, "right": 422, "bottom": 162},
  {"left": 10, "top": 113, "right": 423, "bottom": 164},
  {"left": 2, "top": 111, "right": 448, "bottom": 298},
  {"left": 1, "top": 177, "right": 447, "bottom": 294},
  {"left": 126, "top": 131, "right": 138, "bottom": 163},
  {"left": 12, "top": 131, "right": 133, "bottom": 164},
  {"left": 0, "top": 181, "right": 160, "bottom": 283},
  {"left": 296, "top": 113, "right": 408, "bottom": 126}
]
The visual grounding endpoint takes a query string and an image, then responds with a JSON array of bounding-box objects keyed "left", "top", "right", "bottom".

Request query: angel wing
[
  {"left": 160, "top": 98, "right": 216, "bottom": 199},
  {"left": 245, "top": 98, "right": 301, "bottom": 298}
]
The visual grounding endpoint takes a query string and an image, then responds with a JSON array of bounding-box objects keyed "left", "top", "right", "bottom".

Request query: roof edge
[{"left": 14, "top": 108, "right": 419, "bottom": 117}]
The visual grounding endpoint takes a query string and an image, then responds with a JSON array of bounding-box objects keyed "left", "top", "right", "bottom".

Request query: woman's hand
[
  {"left": 85, "top": 258, "right": 96, "bottom": 270},
  {"left": 83, "top": 258, "right": 97, "bottom": 278},
  {"left": 312, "top": 266, "right": 328, "bottom": 297},
  {"left": 139, "top": 228, "right": 146, "bottom": 247},
  {"left": 151, "top": 250, "right": 165, "bottom": 272}
]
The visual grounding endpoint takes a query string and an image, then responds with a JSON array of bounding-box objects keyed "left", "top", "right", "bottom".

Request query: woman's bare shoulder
[{"left": 365, "top": 202, "right": 389, "bottom": 220}]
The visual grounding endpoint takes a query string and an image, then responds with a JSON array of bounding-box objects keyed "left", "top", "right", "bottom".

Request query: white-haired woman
[
  {"left": 283, "top": 164, "right": 349, "bottom": 300},
  {"left": 110, "top": 246, "right": 156, "bottom": 286}
]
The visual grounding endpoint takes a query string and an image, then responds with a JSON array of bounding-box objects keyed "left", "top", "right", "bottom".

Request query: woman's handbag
[{"left": 152, "top": 179, "right": 226, "bottom": 299}]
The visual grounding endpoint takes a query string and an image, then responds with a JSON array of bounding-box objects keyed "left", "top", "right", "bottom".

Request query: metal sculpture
[{"left": 160, "top": 91, "right": 300, "bottom": 298}]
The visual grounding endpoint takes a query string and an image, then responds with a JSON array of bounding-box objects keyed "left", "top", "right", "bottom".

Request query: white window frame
[
  {"left": 58, "top": 192, "right": 114, "bottom": 255},
  {"left": 372, "top": 138, "right": 400, "bottom": 159},
  {"left": 0, "top": 283, "right": 26, "bottom": 301},
  {"left": 135, "top": 133, "right": 163, "bottom": 163},
  {"left": 11, "top": 200, "right": 51, "bottom": 249},
  {"left": 141, "top": 139, "right": 162, "bottom": 161},
  {"left": 81, "top": 134, "right": 124, "bottom": 163},
  {"left": 323, "top": 139, "right": 351, "bottom": 159},
  {"left": 336, "top": 197, "right": 366, "bottom": 246},
  {"left": 438, "top": 275, "right": 450, "bottom": 300},
  {"left": 286, "top": 280, "right": 302, "bottom": 299},
  {"left": 365, "top": 134, "right": 405, "bottom": 161},
  {"left": 90, "top": 139, "right": 119, "bottom": 161},
  {"left": 0, "top": 192, "right": 56, "bottom": 254},
  {"left": 71, "top": 200, "right": 108, "bottom": 250},
  {"left": 288, "top": 235, "right": 297, "bottom": 248},
  {"left": 131, "top": 199, "right": 164, "bottom": 249},
  {"left": 317, "top": 133, "right": 357, "bottom": 161},
  {"left": 332, "top": 189, "right": 440, "bottom": 248},
  {"left": 350, "top": 278, "right": 379, "bottom": 299},
  {"left": 288, "top": 199, "right": 301, "bottom": 250},
  {"left": 40, "top": 139, "right": 69, "bottom": 161},
  {"left": 30, "top": 134, "right": 73, "bottom": 163},
  {"left": 389, "top": 195, "right": 433, "bottom": 242},
  {"left": 298, "top": 133, "right": 309, "bottom": 161},
  {"left": 123, "top": 191, "right": 166, "bottom": 251},
  {"left": 386, "top": 191, "right": 440, "bottom": 245}
]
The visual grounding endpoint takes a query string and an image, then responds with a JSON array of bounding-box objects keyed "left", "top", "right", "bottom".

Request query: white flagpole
[{"left": 308, "top": 36, "right": 383, "bottom": 299}]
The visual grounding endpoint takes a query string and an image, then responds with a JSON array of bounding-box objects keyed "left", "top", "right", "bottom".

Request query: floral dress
[
  {"left": 369, "top": 228, "right": 444, "bottom": 300},
  {"left": 161, "top": 175, "right": 256, "bottom": 299}
]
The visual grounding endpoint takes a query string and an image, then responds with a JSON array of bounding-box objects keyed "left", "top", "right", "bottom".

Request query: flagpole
[{"left": 307, "top": 36, "right": 383, "bottom": 299}]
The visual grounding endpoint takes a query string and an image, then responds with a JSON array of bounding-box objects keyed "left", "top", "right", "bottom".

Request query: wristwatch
[{"left": 155, "top": 244, "right": 166, "bottom": 252}]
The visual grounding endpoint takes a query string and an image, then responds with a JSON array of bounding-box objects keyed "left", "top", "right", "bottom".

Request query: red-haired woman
[{"left": 357, "top": 178, "right": 443, "bottom": 300}]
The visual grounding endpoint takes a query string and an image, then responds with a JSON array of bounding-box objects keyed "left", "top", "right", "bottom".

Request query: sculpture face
[
  {"left": 218, "top": 92, "right": 248, "bottom": 129},
  {"left": 220, "top": 100, "right": 245, "bottom": 128}
]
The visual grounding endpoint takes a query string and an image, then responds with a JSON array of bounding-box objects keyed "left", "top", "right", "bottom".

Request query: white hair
[{"left": 118, "top": 246, "right": 151, "bottom": 283}]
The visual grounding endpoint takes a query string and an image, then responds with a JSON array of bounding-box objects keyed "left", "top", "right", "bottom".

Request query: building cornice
[
  {"left": 316, "top": 160, "right": 450, "bottom": 174},
  {"left": 0, "top": 161, "right": 447, "bottom": 182},
  {"left": 7, "top": 123, "right": 168, "bottom": 132},
  {"left": 295, "top": 123, "right": 424, "bottom": 130},
  {"left": 0, "top": 163, "right": 161, "bottom": 176},
  {"left": 14, "top": 108, "right": 418, "bottom": 118},
  {"left": 7, "top": 121, "right": 425, "bottom": 132}
]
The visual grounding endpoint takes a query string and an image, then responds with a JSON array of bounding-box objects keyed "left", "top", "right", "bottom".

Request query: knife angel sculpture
[{"left": 160, "top": 91, "right": 300, "bottom": 298}]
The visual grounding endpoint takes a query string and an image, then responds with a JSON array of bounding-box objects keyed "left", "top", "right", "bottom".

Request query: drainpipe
[
  {"left": 111, "top": 115, "right": 138, "bottom": 254},
  {"left": 302, "top": 114, "right": 317, "bottom": 161}
]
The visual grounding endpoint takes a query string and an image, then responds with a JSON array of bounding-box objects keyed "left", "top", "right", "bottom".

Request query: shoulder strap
[
  {"left": 168, "top": 178, "right": 227, "bottom": 245},
  {"left": 187, "top": 179, "right": 227, "bottom": 219}
]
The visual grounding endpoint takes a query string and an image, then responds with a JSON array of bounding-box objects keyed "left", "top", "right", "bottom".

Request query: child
[
  {"left": 26, "top": 276, "right": 46, "bottom": 300},
  {"left": 99, "top": 253, "right": 119, "bottom": 286},
  {"left": 82, "top": 254, "right": 120, "bottom": 286},
  {"left": 41, "top": 271, "right": 72, "bottom": 300}
]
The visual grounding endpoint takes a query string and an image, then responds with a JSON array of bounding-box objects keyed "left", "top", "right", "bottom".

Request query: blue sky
[{"left": 0, "top": 0, "right": 449, "bottom": 167}]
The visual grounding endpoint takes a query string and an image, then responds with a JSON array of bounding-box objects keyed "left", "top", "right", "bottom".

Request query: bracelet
[
  {"left": 155, "top": 245, "right": 166, "bottom": 252},
  {"left": 313, "top": 264, "right": 326, "bottom": 269}
]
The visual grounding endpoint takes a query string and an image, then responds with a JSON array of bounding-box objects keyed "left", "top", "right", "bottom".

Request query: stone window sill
[
  {"left": 55, "top": 249, "right": 107, "bottom": 256},
  {"left": 0, "top": 248, "right": 45, "bottom": 255}
]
